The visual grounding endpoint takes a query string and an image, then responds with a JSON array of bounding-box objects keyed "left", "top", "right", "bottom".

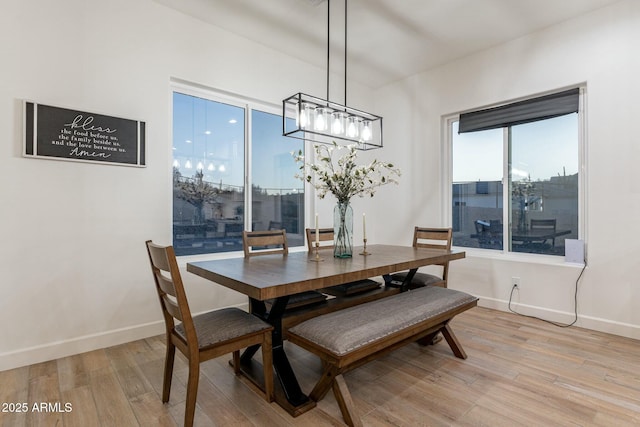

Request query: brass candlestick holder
[
  {"left": 310, "top": 241, "right": 324, "bottom": 262},
  {"left": 360, "top": 238, "right": 370, "bottom": 256}
]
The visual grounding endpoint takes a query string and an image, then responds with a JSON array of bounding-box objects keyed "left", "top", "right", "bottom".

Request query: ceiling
[{"left": 155, "top": 0, "right": 620, "bottom": 88}]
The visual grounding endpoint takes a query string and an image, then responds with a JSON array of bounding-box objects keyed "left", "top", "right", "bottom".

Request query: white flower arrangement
[{"left": 293, "top": 142, "right": 401, "bottom": 204}]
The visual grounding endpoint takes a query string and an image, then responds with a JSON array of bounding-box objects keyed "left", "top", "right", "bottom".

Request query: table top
[{"left": 187, "top": 244, "right": 465, "bottom": 301}]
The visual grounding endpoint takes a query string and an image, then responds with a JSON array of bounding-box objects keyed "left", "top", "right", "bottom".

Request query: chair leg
[
  {"left": 261, "top": 332, "right": 274, "bottom": 402},
  {"left": 162, "top": 341, "right": 176, "bottom": 403},
  {"left": 184, "top": 358, "right": 200, "bottom": 427}
]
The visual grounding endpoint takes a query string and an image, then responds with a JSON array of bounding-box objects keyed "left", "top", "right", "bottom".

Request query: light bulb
[
  {"left": 208, "top": 163, "right": 214, "bottom": 171},
  {"left": 362, "top": 121, "right": 372, "bottom": 141},
  {"left": 299, "top": 103, "right": 311, "bottom": 128},
  {"left": 331, "top": 112, "right": 344, "bottom": 134},
  {"left": 346, "top": 117, "right": 358, "bottom": 138},
  {"left": 185, "top": 159, "right": 192, "bottom": 169},
  {"left": 314, "top": 108, "right": 327, "bottom": 131},
  {"left": 196, "top": 161, "right": 204, "bottom": 171},
  {"left": 172, "top": 159, "right": 180, "bottom": 168}
]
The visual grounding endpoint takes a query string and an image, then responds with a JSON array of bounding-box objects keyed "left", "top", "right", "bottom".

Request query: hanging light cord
[
  {"left": 326, "top": 0, "right": 330, "bottom": 102},
  {"left": 325, "top": 0, "right": 349, "bottom": 106},
  {"left": 508, "top": 259, "right": 587, "bottom": 328},
  {"left": 344, "top": 0, "right": 348, "bottom": 106}
]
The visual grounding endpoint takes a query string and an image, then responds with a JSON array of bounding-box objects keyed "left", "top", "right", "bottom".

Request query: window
[
  {"left": 172, "top": 87, "right": 304, "bottom": 256},
  {"left": 449, "top": 88, "right": 583, "bottom": 256},
  {"left": 251, "top": 109, "right": 304, "bottom": 247}
]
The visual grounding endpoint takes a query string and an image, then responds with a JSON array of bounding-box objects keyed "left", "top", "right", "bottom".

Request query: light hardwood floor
[{"left": 2, "top": 306, "right": 640, "bottom": 426}]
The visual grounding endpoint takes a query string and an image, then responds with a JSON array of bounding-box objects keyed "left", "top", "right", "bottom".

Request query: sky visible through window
[
  {"left": 173, "top": 92, "right": 302, "bottom": 191},
  {"left": 251, "top": 110, "right": 303, "bottom": 192},
  {"left": 452, "top": 113, "right": 578, "bottom": 183},
  {"left": 173, "top": 92, "right": 244, "bottom": 187}
]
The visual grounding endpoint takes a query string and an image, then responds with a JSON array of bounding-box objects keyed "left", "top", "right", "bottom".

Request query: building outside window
[
  {"left": 172, "top": 87, "right": 304, "bottom": 256},
  {"left": 449, "top": 88, "right": 584, "bottom": 256}
]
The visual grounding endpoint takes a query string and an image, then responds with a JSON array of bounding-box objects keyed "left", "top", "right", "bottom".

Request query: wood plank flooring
[{"left": 2, "top": 307, "right": 640, "bottom": 426}]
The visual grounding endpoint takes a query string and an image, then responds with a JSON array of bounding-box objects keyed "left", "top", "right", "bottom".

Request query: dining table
[{"left": 187, "top": 244, "right": 466, "bottom": 416}]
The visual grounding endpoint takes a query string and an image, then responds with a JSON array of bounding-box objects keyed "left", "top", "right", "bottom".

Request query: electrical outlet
[{"left": 512, "top": 276, "right": 520, "bottom": 289}]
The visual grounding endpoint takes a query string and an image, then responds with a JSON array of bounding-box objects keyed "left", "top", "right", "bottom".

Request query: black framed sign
[{"left": 23, "top": 101, "right": 146, "bottom": 167}]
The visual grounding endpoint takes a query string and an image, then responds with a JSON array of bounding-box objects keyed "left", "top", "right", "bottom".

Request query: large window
[
  {"left": 172, "top": 88, "right": 304, "bottom": 256},
  {"left": 251, "top": 110, "right": 304, "bottom": 247},
  {"left": 450, "top": 88, "right": 583, "bottom": 256}
]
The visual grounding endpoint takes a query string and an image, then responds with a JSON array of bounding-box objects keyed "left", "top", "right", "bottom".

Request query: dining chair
[
  {"left": 243, "top": 230, "right": 327, "bottom": 309},
  {"left": 305, "top": 227, "right": 381, "bottom": 296},
  {"left": 267, "top": 220, "right": 283, "bottom": 231},
  {"left": 242, "top": 229, "right": 289, "bottom": 257},
  {"left": 475, "top": 219, "right": 503, "bottom": 250},
  {"left": 145, "top": 240, "right": 274, "bottom": 427},
  {"left": 390, "top": 226, "right": 453, "bottom": 289},
  {"left": 306, "top": 227, "right": 335, "bottom": 251},
  {"left": 530, "top": 218, "right": 557, "bottom": 246}
]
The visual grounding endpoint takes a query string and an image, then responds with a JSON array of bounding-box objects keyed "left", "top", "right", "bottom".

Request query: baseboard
[
  {"left": 477, "top": 297, "right": 640, "bottom": 340},
  {"left": 0, "top": 320, "right": 166, "bottom": 372},
  {"left": 0, "top": 303, "right": 251, "bottom": 372}
]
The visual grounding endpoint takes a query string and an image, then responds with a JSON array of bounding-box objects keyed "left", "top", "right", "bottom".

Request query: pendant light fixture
[{"left": 282, "top": 0, "right": 382, "bottom": 150}]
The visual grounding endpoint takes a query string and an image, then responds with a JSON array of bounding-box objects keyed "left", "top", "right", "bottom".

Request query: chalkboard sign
[{"left": 23, "top": 101, "right": 146, "bottom": 167}]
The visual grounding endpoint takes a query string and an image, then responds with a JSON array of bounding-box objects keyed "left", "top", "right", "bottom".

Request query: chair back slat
[
  {"left": 305, "top": 228, "right": 335, "bottom": 252},
  {"left": 156, "top": 271, "right": 178, "bottom": 298},
  {"left": 145, "top": 240, "right": 195, "bottom": 342},
  {"left": 147, "top": 242, "right": 172, "bottom": 271},
  {"left": 414, "top": 227, "right": 453, "bottom": 251},
  {"left": 162, "top": 294, "right": 183, "bottom": 321},
  {"left": 243, "top": 230, "right": 288, "bottom": 258}
]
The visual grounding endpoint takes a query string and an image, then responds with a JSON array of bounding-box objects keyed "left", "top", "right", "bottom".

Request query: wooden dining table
[{"left": 187, "top": 244, "right": 465, "bottom": 416}]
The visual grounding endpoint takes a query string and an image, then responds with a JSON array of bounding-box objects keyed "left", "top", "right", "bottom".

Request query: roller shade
[{"left": 458, "top": 88, "right": 579, "bottom": 134}]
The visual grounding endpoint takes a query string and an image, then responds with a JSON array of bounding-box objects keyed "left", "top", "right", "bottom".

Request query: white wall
[
  {"left": 0, "top": 0, "right": 372, "bottom": 371},
  {"left": 373, "top": 0, "right": 640, "bottom": 338},
  {"left": 3, "top": 0, "right": 639, "bottom": 373}
]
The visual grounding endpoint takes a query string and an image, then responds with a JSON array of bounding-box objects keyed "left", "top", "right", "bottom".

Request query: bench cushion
[{"left": 288, "top": 286, "right": 477, "bottom": 356}]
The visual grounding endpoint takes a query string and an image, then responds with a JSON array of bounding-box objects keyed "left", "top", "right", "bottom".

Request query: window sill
[{"left": 456, "top": 246, "right": 585, "bottom": 268}]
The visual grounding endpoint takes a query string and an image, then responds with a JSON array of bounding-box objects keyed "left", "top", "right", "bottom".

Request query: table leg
[
  {"left": 400, "top": 268, "right": 418, "bottom": 292},
  {"left": 242, "top": 296, "right": 314, "bottom": 415},
  {"left": 383, "top": 268, "right": 417, "bottom": 292}
]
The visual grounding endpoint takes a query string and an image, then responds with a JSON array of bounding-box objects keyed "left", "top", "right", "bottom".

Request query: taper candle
[
  {"left": 363, "top": 213, "right": 367, "bottom": 240},
  {"left": 315, "top": 213, "right": 319, "bottom": 245}
]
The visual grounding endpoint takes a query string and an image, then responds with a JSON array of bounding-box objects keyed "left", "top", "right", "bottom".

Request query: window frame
[
  {"left": 442, "top": 86, "right": 588, "bottom": 262},
  {"left": 170, "top": 81, "right": 310, "bottom": 259}
]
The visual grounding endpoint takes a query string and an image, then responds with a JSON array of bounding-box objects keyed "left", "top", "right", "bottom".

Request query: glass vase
[{"left": 333, "top": 201, "right": 353, "bottom": 258}]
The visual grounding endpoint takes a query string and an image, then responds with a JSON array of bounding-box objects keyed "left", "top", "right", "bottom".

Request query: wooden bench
[{"left": 286, "top": 286, "right": 478, "bottom": 426}]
